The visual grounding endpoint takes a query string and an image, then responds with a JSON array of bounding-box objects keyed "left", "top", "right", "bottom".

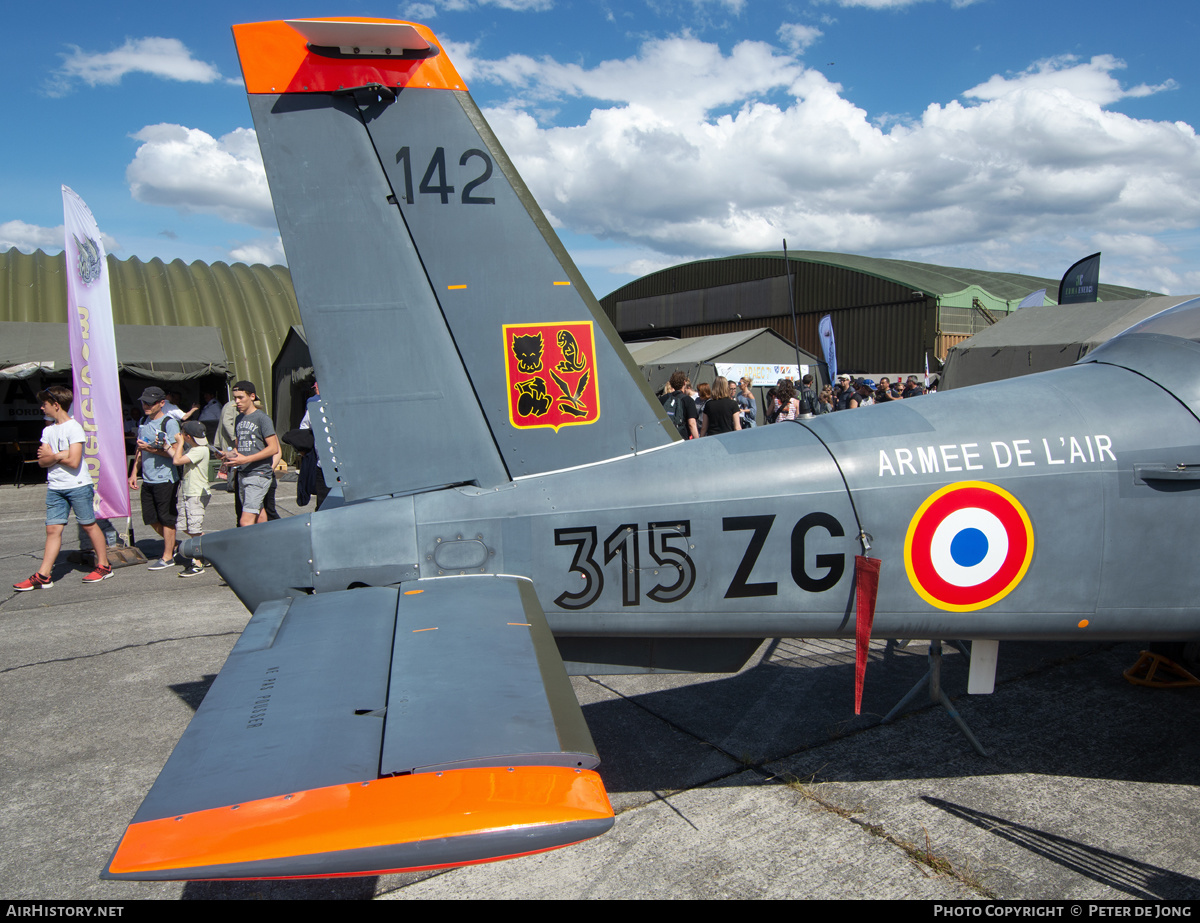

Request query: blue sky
[{"left": 4, "top": 0, "right": 1199, "bottom": 298}]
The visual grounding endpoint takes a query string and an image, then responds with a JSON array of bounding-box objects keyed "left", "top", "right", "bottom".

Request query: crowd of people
[
  {"left": 15, "top": 366, "right": 932, "bottom": 590},
  {"left": 822, "top": 373, "right": 933, "bottom": 412},
  {"left": 13, "top": 377, "right": 330, "bottom": 591},
  {"left": 657, "top": 370, "right": 934, "bottom": 438}
]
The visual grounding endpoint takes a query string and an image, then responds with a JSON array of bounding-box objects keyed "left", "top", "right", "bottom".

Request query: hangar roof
[
  {"left": 1, "top": 247, "right": 299, "bottom": 411},
  {"left": 940, "top": 295, "right": 1195, "bottom": 389},
  {"left": 623, "top": 328, "right": 800, "bottom": 366},
  {"left": 624, "top": 328, "right": 827, "bottom": 394},
  {"left": 0, "top": 321, "right": 228, "bottom": 381},
  {"left": 610, "top": 250, "right": 1155, "bottom": 306}
]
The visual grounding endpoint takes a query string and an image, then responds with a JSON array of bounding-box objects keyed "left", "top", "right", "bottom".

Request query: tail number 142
[{"left": 394, "top": 147, "right": 495, "bottom": 205}]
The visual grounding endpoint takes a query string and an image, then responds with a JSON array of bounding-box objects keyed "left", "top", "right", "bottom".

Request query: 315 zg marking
[
  {"left": 553, "top": 514, "right": 845, "bottom": 609},
  {"left": 554, "top": 522, "right": 695, "bottom": 609}
]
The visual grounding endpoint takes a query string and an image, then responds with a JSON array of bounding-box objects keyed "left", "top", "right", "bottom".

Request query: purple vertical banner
[{"left": 62, "top": 186, "right": 129, "bottom": 519}]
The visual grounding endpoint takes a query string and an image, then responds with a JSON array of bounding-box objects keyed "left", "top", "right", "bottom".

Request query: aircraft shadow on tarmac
[
  {"left": 169, "top": 674, "right": 218, "bottom": 712},
  {"left": 925, "top": 797, "right": 1200, "bottom": 900},
  {"left": 577, "top": 638, "right": 1200, "bottom": 791},
  {"left": 163, "top": 636, "right": 1198, "bottom": 899}
]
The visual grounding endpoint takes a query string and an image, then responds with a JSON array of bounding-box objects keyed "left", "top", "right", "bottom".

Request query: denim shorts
[
  {"left": 46, "top": 484, "right": 96, "bottom": 526},
  {"left": 238, "top": 473, "right": 273, "bottom": 516}
]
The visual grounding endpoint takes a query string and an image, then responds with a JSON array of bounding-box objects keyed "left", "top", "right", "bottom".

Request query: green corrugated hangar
[
  {"left": 599, "top": 251, "right": 1156, "bottom": 373},
  {"left": 1, "top": 247, "right": 300, "bottom": 419},
  {"left": 939, "top": 295, "right": 1195, "bottom": 390}
]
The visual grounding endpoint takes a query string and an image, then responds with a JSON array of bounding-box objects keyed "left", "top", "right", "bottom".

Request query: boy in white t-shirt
[
  {"left": 170, "top": 421, "right": 211, "bottom": 577},
  {"left": 13, "top": 385, "right": 112, "bottom": 590}
]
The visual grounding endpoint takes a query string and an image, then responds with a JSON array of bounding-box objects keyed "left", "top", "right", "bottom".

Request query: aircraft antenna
[{"left": 781, "top": 239, "right": 805, "bottom": 381}]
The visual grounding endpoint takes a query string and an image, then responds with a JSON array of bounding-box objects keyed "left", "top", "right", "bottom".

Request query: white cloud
[
  {"left": 777, "top": 23, "right": 823, "bottom": 54},
  {"left": 126, "top": 124, "right": 275, "bottom": 228},
  {"left": 229, "top": 235, "right": 287, "bottom": 266},
  {"left": 0, "top": 220, "right": 118, "bottom": 254},
  {"left": 693, "top": 0, "right": 746, "bottom": 13},
  {"left": 0, "top": 220, "right": 65, "bottom": 253},
  {"left": 108, "top": 41, "right": 1198, "bottom": 296},
  {"left": 469, "top": 36, "right": 803, "bottom": 119},
  {"left": 440, "top": 38, "right": 479, "bottom": 78},
  {"left": 829, "top": 0, "right": 981, "bottom": 8},
  {"left": 403, "top": 2, "right": 439, "bottom": 19},
  {"left": 610, "top": 255, "right": 682, "bottom": 278},
  {"left": 965, "top": 55, "right": 1177, "bottom": 107},
  {"left": 419, "top": 0, "right": 553, "bottom": 12},
  {"left": 464, "top": 39, "right": 1200, "bottom": 292},
  {"left": 1084, "top": 232, "right": 1200, "bottom": 295},
  {"left": 50, "top": 38, "right": 227, "bottom": 95}
]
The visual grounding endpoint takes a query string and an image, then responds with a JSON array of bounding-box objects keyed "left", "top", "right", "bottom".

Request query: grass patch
[{"left": 783, "top": 774, "right": 996, "bottom": 898}]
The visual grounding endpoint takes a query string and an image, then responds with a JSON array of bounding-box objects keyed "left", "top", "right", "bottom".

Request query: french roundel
[{"left": 904, "top": 482, "right": 1034, "bottom": 612}]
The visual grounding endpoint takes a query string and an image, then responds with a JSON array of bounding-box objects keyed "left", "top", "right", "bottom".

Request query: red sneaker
[
  {"left": 13, "top": 572, "right": 53, "bottom": 591},
  {"left": 82, "top": 565, "right": 113, "bottom": 584}
]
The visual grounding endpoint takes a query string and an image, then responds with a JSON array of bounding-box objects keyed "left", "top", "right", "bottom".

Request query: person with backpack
[
  {"left": 128, "top": 386, "right": 180, "bottom": 571},
  {"left": 659, "top": 370, "right": 699, "bottom": 440}
]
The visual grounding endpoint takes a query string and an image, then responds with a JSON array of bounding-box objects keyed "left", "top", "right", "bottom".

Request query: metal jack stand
[{"left": 880, "top": 640, "right": 989, "bottom": 757}]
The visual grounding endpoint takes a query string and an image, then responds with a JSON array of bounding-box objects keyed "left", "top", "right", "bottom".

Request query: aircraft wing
[{"left": 104, "top": 577, "right": 611, "bottom": 880}]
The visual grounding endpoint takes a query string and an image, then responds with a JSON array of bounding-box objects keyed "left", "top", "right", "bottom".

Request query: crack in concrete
[
  {"left": 0, "top": 631, "right": 241, "bottom": 675},
  {"left": 784, "top": 776, "right": 998, "bottom": 898}
]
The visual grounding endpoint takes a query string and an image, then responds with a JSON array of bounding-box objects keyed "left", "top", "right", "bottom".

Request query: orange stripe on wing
[{"left": 108, "top": 766, "right": 611, "bottom": 876}]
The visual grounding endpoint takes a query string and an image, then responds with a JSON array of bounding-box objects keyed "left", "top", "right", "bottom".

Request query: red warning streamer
[{"left": 854, "top": 555, "right": 881, "bottom": 715}]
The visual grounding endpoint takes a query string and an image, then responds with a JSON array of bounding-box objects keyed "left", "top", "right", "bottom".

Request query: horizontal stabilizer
[{"left": 105, "top": 578, "right": 611, "bottom": 880}]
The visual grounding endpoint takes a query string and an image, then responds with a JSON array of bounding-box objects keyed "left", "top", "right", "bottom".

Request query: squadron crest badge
[
  {"left": 73, "top": 234, "right": 103, "bottom": 286},
  {"left": 504, "top": 321, "right": 600, "bottom": 431}
]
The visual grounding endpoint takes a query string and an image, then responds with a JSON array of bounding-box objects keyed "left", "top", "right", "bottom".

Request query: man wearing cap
[
  {"left": 835, "top": 376, "right": 853, "bottom": 411},
  {"left": 224, "top": 380, "right": 281, "bottom": 527},
  {"left": 849, "top": 379, "right": 875, "bottom": 410},
  {"left": 170, "top": 421, "right": 211, "bottom": 577},
  {"left": 128, "top": 386, "right": 180, "bottom": 570}
]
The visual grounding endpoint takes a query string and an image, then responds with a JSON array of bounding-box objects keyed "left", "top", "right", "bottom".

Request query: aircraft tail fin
[{"left": 234, "top": 19, "right": 676, "bottom": 501}]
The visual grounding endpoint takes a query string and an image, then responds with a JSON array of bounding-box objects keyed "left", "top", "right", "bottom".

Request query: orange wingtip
[
  {"left": 108, "top": 766, "right": 612, "bottom": 876},
  {"left": 233, "top": 18, "right": 466, "bottom": 95}
]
